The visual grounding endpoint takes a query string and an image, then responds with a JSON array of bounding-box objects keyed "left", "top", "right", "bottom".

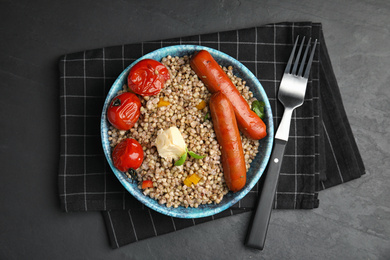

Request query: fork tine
[
  {"left": 291, "top": 36, "right": 305, "bottom": 75},
  {"left": 303, "top": 39, "right": 317, "bottom": 78},
  {"left": 297, "top": 38, "right": 311, "bottom": 77},
  {"left": 284, "top": 36, "right": 299, "bottom": 74}
]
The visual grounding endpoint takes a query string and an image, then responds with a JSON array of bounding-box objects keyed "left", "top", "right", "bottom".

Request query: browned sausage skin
[
  {"left": 190, "top": 50, "right": 267, "bottom": 140},
  {"left": 209, "top": 92, "right": 246, "bottom": 192}
]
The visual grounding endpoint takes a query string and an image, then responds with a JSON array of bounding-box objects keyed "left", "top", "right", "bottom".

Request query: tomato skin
[
  {"left": 107, "top": 92, "right": 141, "bottom": 130},
  {"left": 112, "top": 138, "right": 144, "bottom": 172},
  {"left": 128, "top": 59, "right": 170, "bottom": 96}
]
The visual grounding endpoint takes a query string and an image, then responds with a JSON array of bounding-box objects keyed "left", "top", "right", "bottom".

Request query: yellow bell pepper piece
[
  {"left": 188, "top": 173, "right": 201, "bottom": 185},
  {"left": 157, "top": 98, "right": 170, "bottom": 107},
  {"left": 183, "top": 178, "right": 192, "bottom": 187},
  {"left": 196, "top": 100, "right": 206, "bottom": 110},
  {"left": 183, "top": 173, "right": 201, "bottom": 187}
]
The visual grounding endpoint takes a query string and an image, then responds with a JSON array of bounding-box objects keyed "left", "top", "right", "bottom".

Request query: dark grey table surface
[{"left": 1, "top": 0, "right": 389, "bottom": 259}]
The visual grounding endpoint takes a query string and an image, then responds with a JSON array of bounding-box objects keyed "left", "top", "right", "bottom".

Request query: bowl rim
[{"left": 101, "top": 45, "right": 274, "bottom": 218}]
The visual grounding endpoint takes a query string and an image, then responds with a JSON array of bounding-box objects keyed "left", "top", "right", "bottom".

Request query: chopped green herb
[
  {"left": 188, "top": 151, "right": 206, "bottom": 159},
  {"left": 175, "top": 148, "right": 206, "bottom": 166},
  {"left": 252, "top": 100, "right": 265, "bottom": 119},
  {"left": 174, "top": 152, "right": 187, "bottom": 166}
]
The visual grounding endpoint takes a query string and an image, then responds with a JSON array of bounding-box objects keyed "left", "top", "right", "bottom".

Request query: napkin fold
[{"left": 58, "top": 22, "right": 365, "bottom": 248}]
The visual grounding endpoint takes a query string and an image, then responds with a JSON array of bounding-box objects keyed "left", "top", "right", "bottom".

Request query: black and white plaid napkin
[{"left": 58, "top": 22, "right": 365, "bottom": 248}]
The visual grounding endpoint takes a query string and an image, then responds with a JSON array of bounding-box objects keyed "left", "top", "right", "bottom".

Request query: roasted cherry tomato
[
  {"left": 141, "top": 180, "right": 153, "bottom": 189},
  {"left": 107, "top": 92, "right": 141, "bottom": 130},
  {"left": 127, "top": 59, "right": 170, "bottom": 96},
  {"left": 112, "top": 138, "right": 144, "bottom": 172}
]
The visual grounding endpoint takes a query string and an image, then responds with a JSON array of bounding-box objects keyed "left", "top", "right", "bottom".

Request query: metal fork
[{"left": 246, "top": 36, "right": 317, "bottom": 250}]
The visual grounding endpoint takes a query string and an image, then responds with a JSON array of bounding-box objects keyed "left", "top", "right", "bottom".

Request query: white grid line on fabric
[
  {"left": 61, "top": 59, "right": 319, "bottom": 68},
  {"left": 273, "top": 24, "right": 278, "bottom": 208},
  {"left": 266, "top": 24, "right": 314, "bottom": 29},
  {"left": 60, "top": 58, "right": 137, "bottom": 62},
  {"left": 259, "top": 77, "right": 319, "bottom": 83},
  {"left": 271, "top": 115, "right": 318, "bottom": 120},
  {"left": 242, "top": 60, "right": 320, "bottom": 64},
  {"left": 146, "top": 40, "right": 302, "bottom": 46},
  {"left": 59, "top": 191, "right": 125, "bottom": 196},
  {"left": 148, "top": 209, "right": 158, "bottom": 236},
  {"left": 292, "top": 22, "right": 297, "bottom": 209},
  {"left": 103, "top": 47, "right": 107, "bottom": 211},
  {"left": 268, "top": 97, "right": 315, "bottom": 102},
  {"left": 250, "top": 190, "right": 314, "bottom": 195},
  {"left": 255, "top": 27, "right": 258, "bottom": 78},
  {"left": 280, "top": 173, "right": 316, "bottom": 176},
  {"left": 128, "top": 210, "right": 138, "bottom": 241},
  {"left": 300, "top": 97, "right": 315, "bottom": 102},
  {"left": 236, "top": 30, "right": 239, "bottom": 60},
  {"left": 322, "top": 120, "right": 344, "bottom": 183},
  {"left": 107, "top": 211, "right": 119, "bottom": 248},
  {"left": 284, "top": 154, "right": 315, "bottom": 157},
  {"left": 294, "top": 109, "right": 298, "bottom": 209},
  {"left": 292, "top": 22, "right": 296, "bottom": 210},
  {"left": 60, "top": 76, "right": 117, "bottom": 79},
  {"left": 63, "top": 55, "right": 68, "bottom": 212},
  {"left": 59, "top": 94, "right": 318, "bottom": 102},
  {"left": 288, "top": 135, "right": 315, "bottom": 138},
  {"left": 83, "top": 51, "right": 88, "bottom": 211},
  {"left": 276, "top": 191, "right": 315, "bottom": 195},
  {"left": 59, "top": 60, "right": 319, "bottom": 70},
  {"left": 59, "top": 172, "right": 106, "bottom": 177}
]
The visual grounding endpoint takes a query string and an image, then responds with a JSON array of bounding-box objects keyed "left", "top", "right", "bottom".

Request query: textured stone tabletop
[{"left": 0, "top": 0, "right": 389, "bottom": 259}]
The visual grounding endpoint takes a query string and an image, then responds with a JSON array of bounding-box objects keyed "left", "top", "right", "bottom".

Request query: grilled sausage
[
  {"left": 190, "top": 50, "right": 267, "bottom": 140},
  {"left": 209, "top": 92, "right": 246, "bottom": 192}
]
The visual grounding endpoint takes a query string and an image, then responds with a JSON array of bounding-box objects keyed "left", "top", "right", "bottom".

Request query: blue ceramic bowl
[{"left": 101, "top": 45, "right": 274, "bottom": 218}]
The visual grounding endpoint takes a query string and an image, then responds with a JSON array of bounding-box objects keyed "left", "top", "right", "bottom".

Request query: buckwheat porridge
[{"left": 107, "top": 55, "right": 260, "bottom": 208}]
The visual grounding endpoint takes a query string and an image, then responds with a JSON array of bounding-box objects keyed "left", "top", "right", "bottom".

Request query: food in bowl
[{"left": 106, "top": 51, "right": 266, "bottom": 208}]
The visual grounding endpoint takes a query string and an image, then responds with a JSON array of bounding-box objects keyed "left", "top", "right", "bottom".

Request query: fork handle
[{"left": 245, "top": 138, "right": 287, "bottom": 250}]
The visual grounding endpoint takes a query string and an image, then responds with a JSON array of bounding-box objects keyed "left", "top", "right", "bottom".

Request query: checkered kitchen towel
[{"left": 58, "top": 22, "right": 365, "bottom": 248}]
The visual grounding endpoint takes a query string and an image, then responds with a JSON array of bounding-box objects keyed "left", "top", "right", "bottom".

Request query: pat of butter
[{"left": 155, "top": 126, "right": 187, "bottom": 161}]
